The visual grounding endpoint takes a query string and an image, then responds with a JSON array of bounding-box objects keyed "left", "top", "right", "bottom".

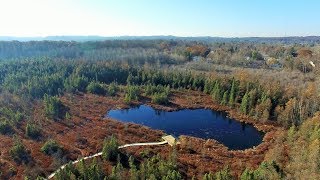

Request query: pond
[{"left": 107, "top": 105, "right": 264, "bottom": 150}]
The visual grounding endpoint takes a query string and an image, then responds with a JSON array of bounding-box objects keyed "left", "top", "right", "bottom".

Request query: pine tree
[
  {"left": 25, "top": 123, "right": 41, "bottom": 139},
  {"left": 127, "top": 73, "right": 134, "bottom": 85},
  {"left": 248, "top": 89, "right": 257, "bottom": 113},
  {"left": 129, "top": 156, "right": 139, "bottom": 180},
  {"left": 203, "top": 172, "right": 214, "bottom": 180},
  {"left": 240, "top": 91, "right": 249, "bottom": 114},
  {"left": 229, "top": 78, "right": 236, "bottom": 107},
  {"left": 109, "top": 155, "right": 124, "bottom": 179},
  {"left": 78, "top": 159, "right": 89, "bottom": 179},
  {"left": 203, "top": 79, "right": 212, "bottom": 94},
  {"left": 240, "top": 168, "right": 254, "bottom": 180},
  {"left": 221, "top": 90, "right": 229, "bottom": 106},
  {"left": 212, "top": 81, "right": 221, "bottom": 102},
  {"left": 214, "top": 167, "right": 233, "bottom": 180},
  {"left": 102, "top": 135, "right": 119, "bottom": 161}
]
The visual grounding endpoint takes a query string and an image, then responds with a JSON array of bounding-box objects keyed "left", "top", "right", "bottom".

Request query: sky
[{"left": 0, "top": 0, "right": 319, "bottom": 37}]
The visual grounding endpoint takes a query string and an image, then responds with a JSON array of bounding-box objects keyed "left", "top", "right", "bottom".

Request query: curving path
[
  {"left": 46, "top": 140, "right": 168, "bottom": 179},
  {"left": 118, "top": 140, "right": 168, "bottom": 148}
]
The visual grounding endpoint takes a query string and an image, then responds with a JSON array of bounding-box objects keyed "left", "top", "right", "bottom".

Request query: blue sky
[{"left": 0, "top": 0, "right": 319, "bottom": 37}]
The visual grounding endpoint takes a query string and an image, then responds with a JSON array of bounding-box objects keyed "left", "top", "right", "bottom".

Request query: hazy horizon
[
  {"left": 1, "top": 35, "right": 320, "bottom": 38},
  {"left": 1, "top": 0, "right": 319, "bottom": 37}
]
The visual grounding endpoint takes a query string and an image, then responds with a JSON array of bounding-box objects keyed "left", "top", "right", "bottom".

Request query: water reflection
[{"left": 107, "top": 105, "right": 264, "bottom": 150}]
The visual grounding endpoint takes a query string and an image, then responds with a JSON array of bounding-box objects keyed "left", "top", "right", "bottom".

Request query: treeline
[
  {"left": 0, "top": 59, "right": 319, "bottom": 128},
  {"left": 0, "top": 40, "right": 188, "bottom": 66},
  {"left": 2, "top": 39, "right": 319, "bottom": 73}
]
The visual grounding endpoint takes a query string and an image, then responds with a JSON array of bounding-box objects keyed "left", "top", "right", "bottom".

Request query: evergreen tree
[
  {"left": 240, "top": 168, "right": 254, "bottom": 180},
  {"left": 25, "top": 123, "right": 41, "bottom": 139},
  {"left": 0, "top": 120, "right": 13, "bottom": 135},
  {"left": 248, "top": 89, "right": 257, "bottom": 114},
  {"left": 107, "top": 82, "right": 118, "bottom": 96},
  {"left": 129, "top": 156, "right": 139, "bottom": 180},
  {"left": 102, "top": 135, "right": 119, "bottom": 161},
  {"left": 203, "top": 172, "right": 214, "bottom": 180},
  {"left": 203, "top": 79, "right": 212, "bottom": 94},
  {"left": 41, "top": 139, "right": 62, "bottom": 155},
  {"left": 10, "top": 138, "right": 30, "bottom": 163},
  {"left": 212, "top": 81, "right": 222, "bottom": 102},
  {"left": 43, "top": 94, "right": 63, "bottom": 120},
  {"left": 221, "top": 90, "right": 229, "bottom": 105},
  {"left": 109, "top": 155, "right": 124, "bottom": 180},
  {"left": 240, "top": 91, "right": 249, "bottom": 114},
  {"left": 229, "top": 78, "right": 236, "bottom": 107},
  {"left": 214, "top": 167, "right": 233, "bottom": 180},
  {"left": 86, "top": 81, "right": 106, "bottom": 95},
  {"left": 124, "top": 85, "right": 140, "bottom": 104}
]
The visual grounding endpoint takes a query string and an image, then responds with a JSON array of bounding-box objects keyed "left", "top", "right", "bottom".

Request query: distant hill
[{"left": 1, "top": 35, "right": 320, "bottom": 44}]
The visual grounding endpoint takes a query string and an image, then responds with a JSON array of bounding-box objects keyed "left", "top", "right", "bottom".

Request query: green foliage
[
  {"left": 107, "top": 82, "right": 118, "bottom": 96},
  {"left": 202, "top": 172, "right": 214, "bottom": 180},
  {"left": 221, "top": 90, "right": 229, "bottom": 106},
  {"left": 162, "top": 170, "right": 182, "bottom": 180},
  {"left": 102, "top": 135, "right": 119, "bottom": 161},
  {"left": 203, "top": 168, "right": 234, "bottom": 180},
  {"left": 212, "top": 81, "right": 222, "bottom": 102},
  {"left": 257, "top": 161, "right": 282, "bottom": 179},
  {"left": 240, "top": 161, "right": 282, "bottom": 180},
  {"left": 55, "top": 162, "right": 76, "bottom": 180},
  {"left": 214, "top": 167, "right": 233, "bottom": 180},
  {"left": 0, "top": 107, "right": 23, "bottom": 125},
  {"left": 124, "top": 85, "right": 140, "bottom": 104},
  {"left": 251, "top": 51, "right": 263, "bottom": 60},
  {"left": 144, "top": 84, "right": 170, "bottom": 105},
  {"left": 64, "top": 75, "right": 89, "bottom": 93},
  {"left": 10, "top": 138, "right": 29, "bottom": 163},
  {"left": 25, "top": 123, "right": 41, "bottom": 139},
  {"left": 240, "top": 91, "right": 249, "bottom": 114},
  {"left": 192, "top": 75, "right": 205, "bottom": 91},
  {"left": 0, "top": 120, "right": 13, "bottom": 135},
  {"left": 109, "top": 155, "right": 124, "bottom": 179},
  {"left": 0, "top": 57, "right": 313, "bottom": 127},
  {"left": 152, "top": 93, "right": 169, "bottom": 105},
  {"left": 139, "top": 154, "right": 181, "bottom": 180},
  {"left": 228, "top": 78, "right": 237, "bottom": 107},
  {"left": 273, "top": 116, "right": 320, "bottom": 179},
  {"left": 86, "top": 81, "right": 106, "bottom": 95},
  {"left": 203, "top": 79, "right": 214, "bottom": 94},
  {"left": 240, "top": 168, "right": 254, "bottom": 180},
  {"left": 54, "top": 151, "right": 177, "bottom": 180},
  {"left": 43, "top": 94, "right": 64, "bottom": 120},
  {"left": 255, "top": 97, "right": 272, "bottom": 121},
  {"left": 247, "top": 89, "right": 258, "bottom": 114},
  {"left": 65, "top": 112, "right": 71, "bottom": 120},
  {"left": 129, "top": 156, "right": 139, "bottom": 180},
  {"left": 55, "top": 158, "right": 104, "bottom": 180},
  {"left": 144, "top": 84, "right": 170, "bottom": 96},
  {"left": 41, "top": 139, "right": 62, "bottom": 155},
  {"left": 25, "top": 176, "right": 45, "bottom": 180}
]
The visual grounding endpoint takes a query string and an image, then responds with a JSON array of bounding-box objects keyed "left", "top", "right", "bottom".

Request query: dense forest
[{"left": 0, "top": 39, "right": 319, "bottom": 179}]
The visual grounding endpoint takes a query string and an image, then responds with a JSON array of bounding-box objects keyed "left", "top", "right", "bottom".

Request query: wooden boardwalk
[
  {"left": 162, "top": 135, "right": 180, "bottom": 146},
  {"left": 47, "top": 135, "right": 179, "bottom": 179}
]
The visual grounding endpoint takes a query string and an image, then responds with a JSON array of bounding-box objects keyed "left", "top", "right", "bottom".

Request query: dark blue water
[{"left": 107, "top": 105, "right": 264, "bottom": 150}]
